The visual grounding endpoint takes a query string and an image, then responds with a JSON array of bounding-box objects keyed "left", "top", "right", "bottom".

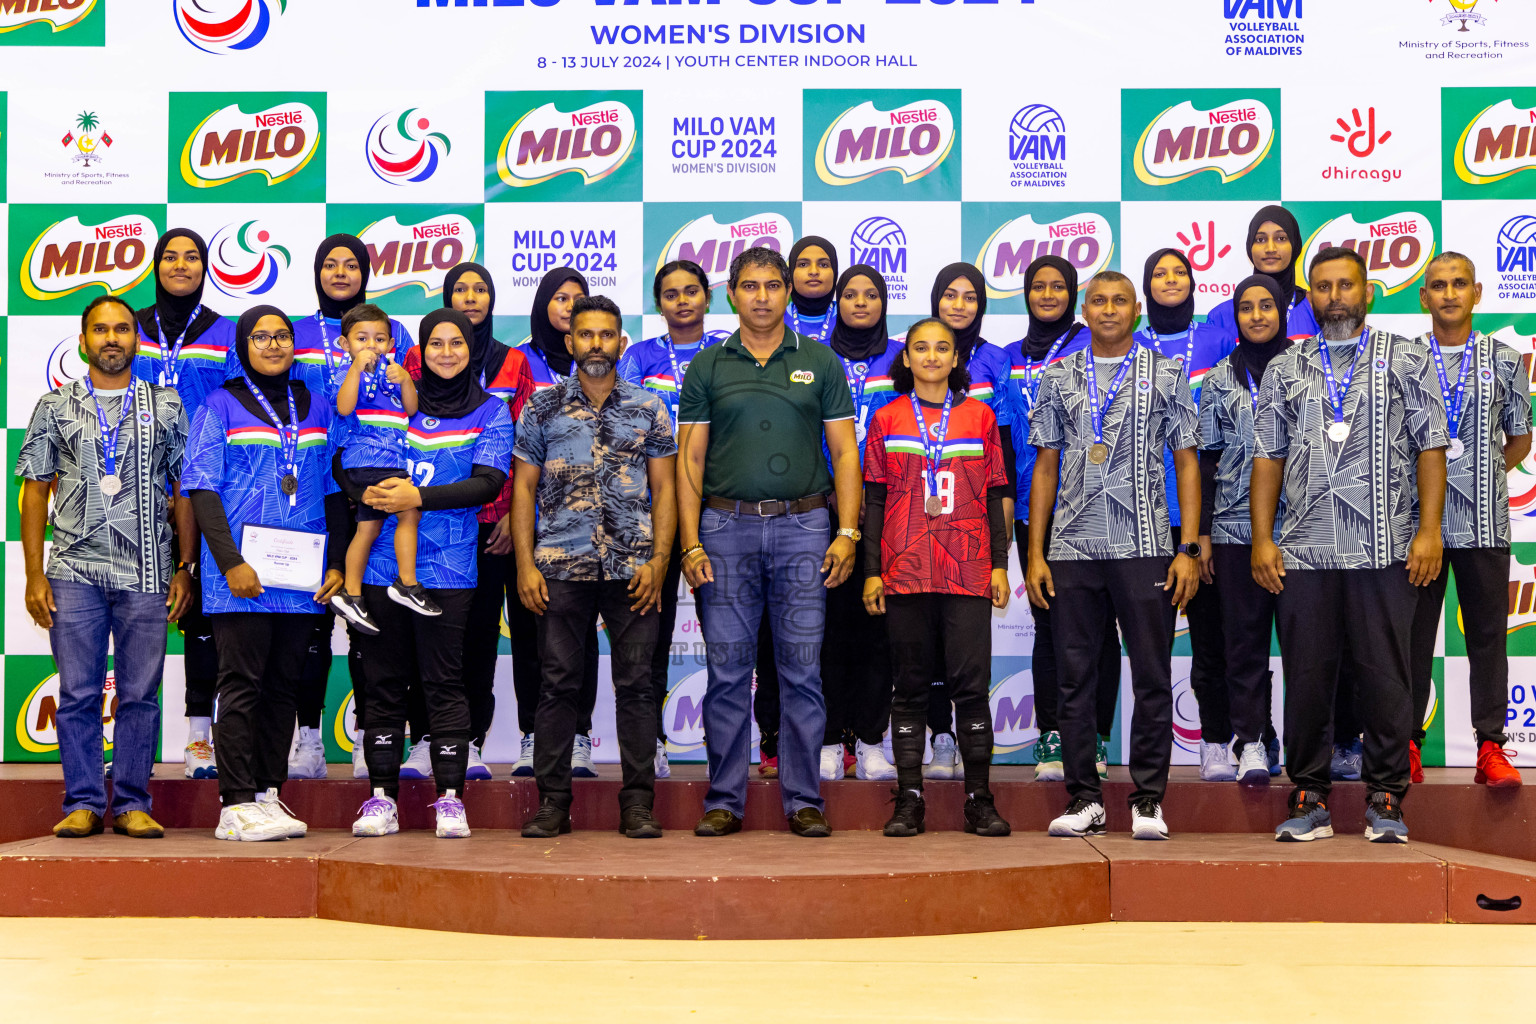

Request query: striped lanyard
[
  {"left": 1427, "top": 332, "right": 1476, "bottom": 441},
  {"left": 1317, "top": 329, "right": 1371, "bottom": 431},
  {"left": 1019, "top": 333, "right": 1070, "bottom": 413},
  {"left": 154, "top": 306, "right": 202, "bottom": 389},
  {"left": 908, "top": 388, "right": 953, "bottom": 508},
  {"left": 788, "top": 307, "right": 833, "bottom": 343},
  {"left": 242, "top": 375, "right": 300, "bottom": 506},
  {"left": 1086, "top": 346, "right": 1137, "bottom": 447}
]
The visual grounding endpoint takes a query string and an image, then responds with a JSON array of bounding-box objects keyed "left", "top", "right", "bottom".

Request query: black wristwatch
[
  {"left": 1177, "top": 542, "right": 1201, "bottom": 559},
  {"left": 177, "top": 560, "right": 198, "bottom": 578}
]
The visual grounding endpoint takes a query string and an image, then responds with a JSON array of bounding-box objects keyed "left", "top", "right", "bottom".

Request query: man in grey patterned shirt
[
  {"left": 1252, "top": 247, "right": 1449, "bottom": 844},
  {"left": 1408, "top": 252, "right": 1531, "bottom": 789},
  {"left": 1027, "top": 270, "right": 1202, "bottom": 841},
  {"left": 18, "top": 296, "right": 191, "bottom": 841}
]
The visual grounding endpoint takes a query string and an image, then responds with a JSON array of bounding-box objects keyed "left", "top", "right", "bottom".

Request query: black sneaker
[
  {"left": 520, "top": 798, "right": 571, "bottom": 838},
  {"left": 329, "top": 592, "right": 381, "bottom": 635},
  {"left": 619, "top": 805, "right": 663, "bottom": 839},
  {"left": 1364, "top": 790, "right": 1409, "bottom": 843},
  {"left": 388, "top": 579, "right": 443, "bottom": 617},
  {"left": 883, "top": 788, "right": 926, "bottom": 838},
  {"left": 963, "top": 787, "right": 1011, "bottom": 837}
]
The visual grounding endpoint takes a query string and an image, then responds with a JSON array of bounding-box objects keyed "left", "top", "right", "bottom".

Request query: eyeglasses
[{"left": 249, "top": 331, "right": 295, "bottom": 350}]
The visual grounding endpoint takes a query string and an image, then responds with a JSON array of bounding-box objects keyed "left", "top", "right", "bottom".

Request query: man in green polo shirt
[{"left": 676, "top": 246, "right": 862, "bottom": 838}]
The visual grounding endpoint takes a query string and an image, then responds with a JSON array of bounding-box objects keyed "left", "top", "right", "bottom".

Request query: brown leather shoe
[
  {"left": 788, "top": 807, "right": 832, "bottom": 837},
  {"left": 53, "top": 809, "right": 104, "bottom": 838},
  {"left": 112, "top": 810, "right": 165, "bottom": 838},
  {"left": 693, "top": 808, "right": 743, "bottom": 837}
]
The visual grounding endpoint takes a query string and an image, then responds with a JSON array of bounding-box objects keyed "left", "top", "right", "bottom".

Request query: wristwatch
[
  {"left": 1177, "top": 542, "right": 1201, "bottom": 559},
  {"left": 177, "top": 560, "right": 198, "bottom": 578},
  {"left": 837, "top": 527, "right": 862, "bottom": 542}
]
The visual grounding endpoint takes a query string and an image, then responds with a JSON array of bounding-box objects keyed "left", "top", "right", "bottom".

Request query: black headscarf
[
  {"left": 1228, "top": 274, "right": 1293, "bottom": 391},
  {"left": 929, "top": 262, "right": 989, "bottom": 361},
  {"left": 529, "top": 267, "right": 589, "bottom": 376},
  {"left": 1020, "top": 255, "right": 1080, "bottom": 358},
  {"left": 313, "top": 234, "right": 371, "bottom": 320},
  {"left": 1142, "top": 247, "right": 1196, "bottom": 336},
  {"left": 787, "top": 235, "right": 839, "bottom": 317},
  {"left": 417, "top": 309, "right": 491, "bottom": 420},
  {"left": 442, "top": 261, "right": 509, "bottom": 384},
  {"left": 827, "top": 265, "right": 889, "bottom": 363},
  {"left": 1246, "top": 205, "right": 1303, "bottom": 312},
  {"left": 137, "top": 228, "right": 220, "bottom": 345},
  {"left": 226, "top": 305, "right": 310, "bottom": 419}
]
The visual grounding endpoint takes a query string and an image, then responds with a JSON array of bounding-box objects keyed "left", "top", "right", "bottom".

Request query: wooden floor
[{"left": 0, "top": 918, "right": 1531, "bottom": 1023}]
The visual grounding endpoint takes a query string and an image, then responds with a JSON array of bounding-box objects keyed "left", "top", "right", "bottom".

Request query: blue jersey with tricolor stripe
[
  {"left": 132, "top": 315, "right": 239, "bottom": 417},
  {"left": 963, "top": 339, "right": 1013, "bottom": 429},
  {"left": 1134, "top": 322, "right": 1235, "bottom": 527},
  {"left": 783, "top": 308, "right": 834, "bottom": 345},
  {"left": 827, "top": 344, "right": 903, "bottom": 469},
  {"left": 1003, "top": 327, "right": 1093, "bottom": 518},
  {"left": 1201, "top": 291, "right": 1321, "bottom": 349},
  {"left": 290, "top": 312, "right": 414, "bottom": 404},
  {"left": 617, "top": 331, "right": 728, "bottom": 428},
  {"left": 182, "top": 388, "right": 339, "bottom": 616},
  {"left": 363, "top": 399, "right": 515, "bottom": 590},
  {"left": 339, "top": 377, "right": 409, "bottom": 471}
]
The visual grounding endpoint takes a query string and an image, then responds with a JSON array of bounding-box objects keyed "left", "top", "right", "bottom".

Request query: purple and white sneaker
[
  {"left": 433, "top": 790, "right": 470, "bottom": 838},
  {"left": 353, "top": 790, "right": 399, "bottom": 837}
]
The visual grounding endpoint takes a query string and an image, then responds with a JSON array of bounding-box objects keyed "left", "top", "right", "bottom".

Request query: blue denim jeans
[
  {"left": 698, "top": 506, "right": 829, "bottom": 817},
  {"left": 48, "top": 579, "right": 168, "bottom": 817}
]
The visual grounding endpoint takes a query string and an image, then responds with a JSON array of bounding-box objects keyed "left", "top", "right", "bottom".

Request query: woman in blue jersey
[
  {"left": 348, "top": 309, "right": 513, "bottom": 840},
  {"left": 1133, "top": 247, "right": 1237, "bottom": 781},
  {"left": 132, "top": 227, "right": 238, "bottom": 781},
  {"left": 820, "top": 264, "right": 904, "bottom": 782},
  {"left": 785, "top": 235, "right": 839, "bottom": 344},
  {"left": 183, "top": 305, "right": 348, "bottom": 842},
  {"left": 1004, "top": 255, "right": 1121, "bottom": 783},
  {"left": 617, "top": 259, "right": 723, "bottom": 777},
  {"left": 508, "top": 266, "right": 603, "bottom": 778},
  {"left": 1202, "top": 206, "right": 1320, "bottom": 345}
]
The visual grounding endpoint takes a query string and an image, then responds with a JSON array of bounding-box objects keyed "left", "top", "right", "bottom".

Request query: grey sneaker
[
  {"left": 1330, "top": 738, "right": 1363, "bottom": 781},
  {"left": 1275, "top": 789, "right": 1333, "bottom": 842},
  {"left": 1236, "top": 741, "right": 1270, "bottom": 785},
  {"left": 1364, "top": 791, "right": 1409, "bottom": 844}
]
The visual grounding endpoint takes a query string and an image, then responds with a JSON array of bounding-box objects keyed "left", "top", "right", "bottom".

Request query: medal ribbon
[
  {"left": 1020, "top": 333, "right": 1071, "bottom": 414},
  {"left": 788, "top": 308, "right": 833, "bottom": 344},
  {"left": 1428, "top": 331, "right": 1476, "bottom": 445},
  {"left": 908, "top": 388, "right": 953, "bottom": 507},
  {"left": 1317, "top": 329, "right": 1372, "bottom": 430},
  {"left": 1085, "top": 346, "right": 1138, "bottom": 447},
  {"left": 154, "top": 305, "right": 203, "bottom": 389},
  {"left": 1146, "top": 326, "right": 1198, "bottom": 384},
  {"left": 84, "top": 375, "right": 136, "bottom": 487},
  {"left": 242, "top": 374, "right": 301, "bottom": 506}
]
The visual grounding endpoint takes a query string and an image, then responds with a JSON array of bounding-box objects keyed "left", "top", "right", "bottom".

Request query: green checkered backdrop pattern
[{"left": 2, "top": 0, "right": 1536, "bottom": 768}]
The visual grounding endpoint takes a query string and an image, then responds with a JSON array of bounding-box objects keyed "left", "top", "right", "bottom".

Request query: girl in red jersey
[{"left": 862, "top": 318, "right": 1012, "bottom": 838}]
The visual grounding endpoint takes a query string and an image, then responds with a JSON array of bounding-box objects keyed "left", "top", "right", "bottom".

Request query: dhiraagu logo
[{"left": 1123, "top": 88, "right": 1280, "bottom": 200}]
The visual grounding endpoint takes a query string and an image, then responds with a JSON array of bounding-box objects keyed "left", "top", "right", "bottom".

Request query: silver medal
[
  {"left": 1327, "top": 422, "right": 1351, "bottom": 443},
  {"left": 1447, "top": 438, "right": 1465, "bottom": 460},
  {"left": 99, "top": 473, "right": 122, "bottom": 497}
]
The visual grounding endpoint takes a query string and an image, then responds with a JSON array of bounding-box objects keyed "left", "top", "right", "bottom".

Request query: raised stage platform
[{"left": 2, "top": 766, "right": 1532, "bottom": 937}]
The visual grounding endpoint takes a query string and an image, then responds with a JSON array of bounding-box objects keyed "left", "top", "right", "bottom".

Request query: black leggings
[
  {"left": 211, "top": 611, "right": 321, "bottom": 806},
  {"left": 887, "top": 593, "right": 995, "bottom": 793}
]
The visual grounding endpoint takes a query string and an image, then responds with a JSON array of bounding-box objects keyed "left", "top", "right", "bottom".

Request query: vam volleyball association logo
[
  {"left": 174, "top": 0, "right": 284, "bottom": 53},
  {"left": 21, "top": 212, "right": 157, "bottom": 302},
  {"left": 976, "top": 211, "right": 1114, "bottom": 299},
  {"left": 366, "top": 107, "right": 451, "bottom": 186},
  {"left": 208, "top": 220, "right": 289, "bottom": 298},
  {"left": 496, "top": 98, "right": 637, "bottom": 189}
]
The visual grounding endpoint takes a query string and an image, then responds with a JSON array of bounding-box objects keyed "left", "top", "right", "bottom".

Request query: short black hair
[
  {"left": 1308, "top": 245, "right": 1367, "bottom": 282},
  {"left": 891, "top": 318, "right": 970, "bottom": 398},
  {"left": 1426, "top": 250, "right": 1476, "bottom": 279},
  {"left": 653, "top": 259, "right": 711, "bottom": 307},
  {"left": 340, "top": 302, "right": 390, "bottom": 338},
  {"left": 81, "top": 294, "right": 137, "bottom": 334},
  {"left": 570, "top": 294, "right": 622, "bottom": 332},
  {"left": 727, "top": 246, "right": 790, "bottom": 291},
  {"left": 1083, "top": 269, "right": 1135, "bottom": 298}
]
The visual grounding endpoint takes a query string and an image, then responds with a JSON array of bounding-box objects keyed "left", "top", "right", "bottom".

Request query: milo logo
[
  {"left": 180, "top": 100, "right": 321, "bottom": 189},
  {"left": 815, "top": 98, "right": 956, "bottom": 187},
  {"left": 497, "top": 99, "right": 637, "bottom": 189},
  {"left": 1454, "top": 99, "right": 1536, "bottom": 186},
  {"left": 1302, "top": 211, "right": 1435, "bottom": 298},
  {"left": 1134, "top": 98, "right": 1275, "bottom": 187},
  {"left": 355, "top": 213, "right": 479, "bottom": 299},
  {"left": 977, "top": 212, "right": 1114, "bottom": 299},
  {"left": 656, "top": 211, "right": 794, "bottom": 289},
  {"left": 21, "top": 212, "right": 157, "bottom": 302}
]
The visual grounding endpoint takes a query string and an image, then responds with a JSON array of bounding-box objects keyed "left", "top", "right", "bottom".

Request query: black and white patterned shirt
[
  {"left": 1029, "top": 344, "right": 1199, "bottom": 561},
  {"left": 1253, "top": 329, "right": 1449, "bottom": 571},
  {"left": 1417, "top": 331, "right": 1531, "bottom": 549},
  {"left": 1198, "top": 357, "right": 1273, "bottom": 546},
  {"left": 16, "top": 379, "right": 188, "bottom": 592}
]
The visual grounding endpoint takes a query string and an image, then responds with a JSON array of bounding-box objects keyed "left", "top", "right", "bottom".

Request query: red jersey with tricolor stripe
[{"left": 863, "top": 394, "right": 1006, "bottom": 597}]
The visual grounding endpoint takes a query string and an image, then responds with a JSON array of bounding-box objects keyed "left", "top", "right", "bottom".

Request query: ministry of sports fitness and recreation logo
[
  {"left": 1007, "top": 103, "right": 1067, "bottom": 190},
  {"left": 14, "top": 207, "right": 160, "bottom": 309},
  {"left": 963, "top": 203, "right": 1117, "bottom": 308},
  {"left": 1493, "top": 214, "right": 1536, "bottom": 304},
  {"left": 208, "top": 220, "right": 289, "bottom": 298},
  {"left": 646, "top": 204, "right": 796, "bottom": 291},
  {"left": 332, "top": 204, "right": 484, "bottom": 313},
  {"left": 1293, "top": 201, "right": 1439, "bottom": 314},
  {"left": 171, "top": 92, "right": 325, "bottom": 202},
  {"left": 1122, "top": 88, "right": 1281, "bottom": 201},
  {"left": 0, "top": 0, "right": 104, "bottom": 45},
  {"left": 488, "top": 90, "right": 642, "bottom": 202},
  {"left": 806, "top": 90, "right": 959, "bottom": 202},
  {"left": 848, "top": 216, "right": 909, "bottom": 300},
  {"left": 1445, "top": 89, "right": 1536, "bottom": 197},
  {"left": 60, "top": 110, "right": 111, "bottom": 168},
  {"left": 174, "top": 0, "right": 284, "bottom": 53},
  {"left": 366, "top": 107, "right": 451, "bottom": 186},
  {"left": 1437, "top": 0, "right": 1493, "bottom": 31}
]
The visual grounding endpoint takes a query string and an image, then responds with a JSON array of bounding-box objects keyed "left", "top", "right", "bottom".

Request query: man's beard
[
  {"left": 580, "top": 353, "right": 614, "bottom": 378},
  {"left": 90, "top": 348, "right": 130, "bottom": 375},
  {"left": 1319, "top": 303, "right": 1366, "bottom": 341}
]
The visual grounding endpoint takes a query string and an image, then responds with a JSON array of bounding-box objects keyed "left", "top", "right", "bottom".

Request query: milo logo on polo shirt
[
  {"left": 18, "top": 209, "right": 158, "bottom": 305},
  {"left": 171, "top": 92, "right": 326, "bottom": 202},
  {"left": 790, "top": 370, "right": 815, "bottom": 384},
  {"left": 345, "top": 206, "right": 482, "bottom": 310},
  {"left": 1122, "top": 89, "right": 1280, "bottom": 200},
  {"left": 488, "top": 90, "right": 642, "bottom": 202},
  {"left": 1297, "top": 203, "right": 1438, "bottom": 312},
  {"left": 804, "top": 89, "right": 961, "bottom": 201}
]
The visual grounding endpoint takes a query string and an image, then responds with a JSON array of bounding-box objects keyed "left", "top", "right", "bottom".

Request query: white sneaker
[
  {"left": 351, "top": 734, "right": 368, "bottom": 779},
  {"left": 399, "top": 737, "right": 434, "bottom": 780},
  {"left": 433, "top": 789, "right": 471, "bottom": 838},
  {"left": 1033, "top": 730, "right": 1064, "bottom": 782},
  {"left": 855, "top": 739, "right": 898, "bottom": 781},
  {"left": 511, "top": 734, "right": 535, "bottom": 777},
  {"left": 255, "top": 787, "right": 307, "bottom": 838},
  {"left": 287, "top": 730, "right": 327, "bottom": 780},
  {"left": 571, "top": 734, "right": 598, "bottom": 778},
  {"left": 655, "top": 739, "right": 671, "bottom": 779},
  {"left": 924, "top": 732, "right": 959, "bottom": 780},
  {"left": 465, "top": 743, "right": 492, "bottom": 781},
  {"left": 1131, "top": 799, "right": 1170, "bottom": 840},
  {"left": 352, "top": 789, "right": 399, "bottom": 837},
  {"left": 1237, "top": 741, "right": 1270, "bottom": 785},
  {"left": 183, "top": 739, "right": 217, "bottom": 780},
  {"left": 214, "top": 802, "right": 291, "bottom": 842},
  {"left": 1199, "top": 739, "right": 1237, "bottom": 782},
  {"left": 819, "top": 744, "right": 843, "bottom": 781},
  {"left": 1048, "top": 798, "right": 1106, "bottom": 837}
]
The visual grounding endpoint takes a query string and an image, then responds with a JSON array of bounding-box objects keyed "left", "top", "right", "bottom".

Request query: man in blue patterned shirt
[{"left": 512, "top": 295, "right": 679, "bottom": 840}]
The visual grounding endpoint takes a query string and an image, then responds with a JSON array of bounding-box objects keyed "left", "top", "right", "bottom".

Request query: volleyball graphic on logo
[
  {"left": 366, "top": 107, "right": 452, "bottom": 186},
  {"left": 1498, "top": 214, "right": 1536, "bottom": 252},
  {"left": 209, "top": 221, "right": 290, "bottom": 299},
  {"left": 174, "top": 0, "right": 285, "bottom": 54},
  {"left": 1010, "top": 104, "right": 1066, "bottom": 140},
  {"left": 850, "top": 216, "right": 906, "bottom": 254}
]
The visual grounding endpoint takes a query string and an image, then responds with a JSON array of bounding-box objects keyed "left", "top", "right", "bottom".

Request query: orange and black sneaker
[
  {"left": 1364, "top": 791, "right": 1408, "bottom": 843},
  {"left": 1275, "top": 789, "right": 1332, "bottom": 842},
  {"left": 1474, "top": 741, "right": 1522, "bottom": 789},
  {"left": 1409, "top": 740, "right": 1424, "bottom": 785}
]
